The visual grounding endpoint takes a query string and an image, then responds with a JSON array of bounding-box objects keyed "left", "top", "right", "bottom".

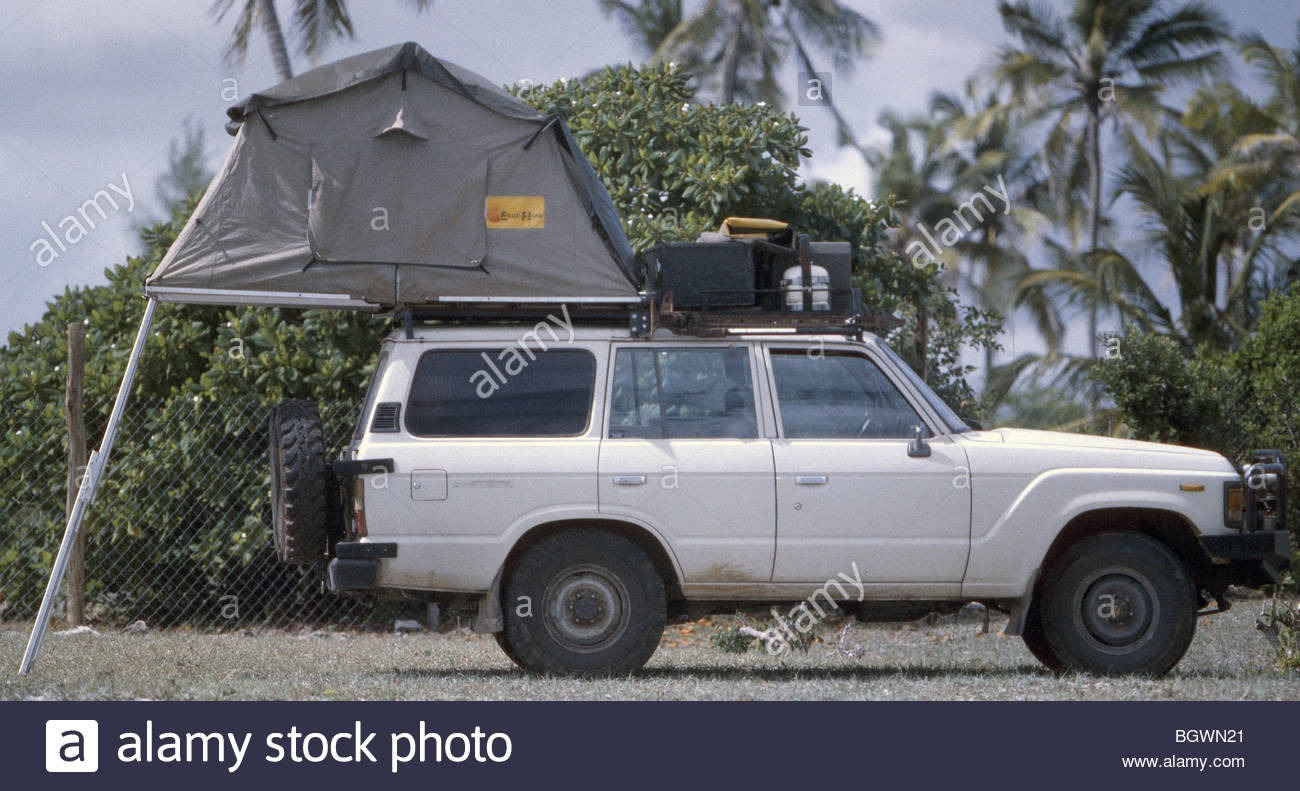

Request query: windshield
[{"left": 876, "top": 341, "right": 972, "bottom": 433}]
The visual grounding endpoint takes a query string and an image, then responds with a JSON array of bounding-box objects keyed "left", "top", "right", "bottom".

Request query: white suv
[{"left": 267, "top": 320, "right": 1291, "bottom": 677}]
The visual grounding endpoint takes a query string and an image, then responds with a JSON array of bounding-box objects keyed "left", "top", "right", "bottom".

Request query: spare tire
[{"left": 269, "top": 400, "right": 331, "bottom": 565}]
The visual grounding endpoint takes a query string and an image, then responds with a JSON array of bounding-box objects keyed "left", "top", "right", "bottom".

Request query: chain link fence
[{"left": 1, "top": 396, "right": 415, "bottom": 632}]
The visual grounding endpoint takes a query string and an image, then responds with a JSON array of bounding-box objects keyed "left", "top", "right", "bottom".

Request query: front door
[
  {"left": 764, "top": 345, "right": 971, "bottom": 584},
  {"left": 598, "top": 343, "right": 776, "bottom": 583}
]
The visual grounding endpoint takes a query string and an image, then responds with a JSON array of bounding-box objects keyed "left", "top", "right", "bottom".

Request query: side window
[
  {"left": 769, "top": 350, "right": 924, "bottom": 439},
  {"left": 406, "top": 349, "right": 595, "bottom": 437},
  {"left": 609, "top": 347, "right": 757, "bottom": 439}
]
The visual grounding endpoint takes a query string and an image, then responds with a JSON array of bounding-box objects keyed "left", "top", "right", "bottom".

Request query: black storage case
[{"left": 647, "top": 242, "right": 757, "bottom": 309}]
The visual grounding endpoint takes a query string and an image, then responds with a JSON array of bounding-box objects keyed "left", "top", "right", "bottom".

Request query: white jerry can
[{"left": 781, "top": 264, "right": 831, "bottom": 311}]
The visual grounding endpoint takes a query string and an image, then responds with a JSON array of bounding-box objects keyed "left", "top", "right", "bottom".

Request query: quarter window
[
  {"left": 769, "top": 350, "right": 924, "bottom": 439},
  {"left": 609, "top": 347, "right": 757, "bottom": 439},
  {"left": 405, "top": 349, "right": 595, "bottom": 436}
]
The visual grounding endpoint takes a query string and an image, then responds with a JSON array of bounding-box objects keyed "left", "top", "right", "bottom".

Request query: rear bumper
[
  {"left": 326, "top": 541, "right": 397, "bottom": 592},
  {"left": 1200, "top": 530, "right": 1292, "bottom": 586}
]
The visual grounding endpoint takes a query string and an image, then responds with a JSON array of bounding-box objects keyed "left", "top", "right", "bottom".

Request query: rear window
[{"left": 405, "top": 349, "right": 596, "bottom": 437}]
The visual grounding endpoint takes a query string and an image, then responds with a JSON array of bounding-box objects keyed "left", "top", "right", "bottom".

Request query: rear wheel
[
  {"left": 1039, "top": 533, "right": 1197, "bottom": 676},
  {"left": 499, "top": 530, "right": 666, "bottom": 676},
  {"left": 269, "top": 401, "right": 331, "bottom": 565}
]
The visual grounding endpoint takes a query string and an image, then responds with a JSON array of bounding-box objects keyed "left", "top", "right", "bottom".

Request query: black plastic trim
[
  {"left": 1201, "top": 531, "right": 1289, "bottom": 561},
  {"left": 332, "top": 458, "right": 394, "bottom": 479},
  {"left": 370, "top": 402, "right": 401, "bottom": 433},
  {"left": 335, "top": 541, "right": 397, "bottom": 559},
  {"left": 328, "top": 558, "right": 379, "bottom": 591}
]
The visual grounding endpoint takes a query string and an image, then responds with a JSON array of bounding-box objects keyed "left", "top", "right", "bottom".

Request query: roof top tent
[{"left": 145, "top": 42, "right": 640, "bottom": 311}]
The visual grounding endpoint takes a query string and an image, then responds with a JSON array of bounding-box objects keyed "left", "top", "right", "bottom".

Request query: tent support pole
[{"left": 19, "top": 297, "right": 158, "bottom": 674}]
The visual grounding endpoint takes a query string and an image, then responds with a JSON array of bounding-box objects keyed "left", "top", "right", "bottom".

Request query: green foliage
[
  {"left": 0, "top": 197, "right": 386, "bottom": 622},
  {"left": 1257, "top": 599, "right": 1300, "bottom": 672},
  {"left": 1092, "top": 327, "right": 1244, "bottom": 451},
  {"left": 894, "top": 291, "right": 1002, "bottom": 424},
  {"left": 709, "top": 619, "right": 756, "bottom": 654},
  {"left": 709, "top": 612, "right": 818, "bottom": 655},
  {"left": 518, "top": 63, "right": 810, "bottom": 248},
  {"left": 990, "top": 383, "right": 1088, "bottom": 431},
  {"left": 1097, "top": 288, "right": 1300, "bottom": 589}
]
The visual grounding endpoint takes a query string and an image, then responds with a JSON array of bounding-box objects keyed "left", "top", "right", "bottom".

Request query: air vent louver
[{"left": 370, "top": 402, "right": 401, "bottom": 433}]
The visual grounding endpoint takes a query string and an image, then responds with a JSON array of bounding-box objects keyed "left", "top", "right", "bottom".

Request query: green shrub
[
  {"left": 1096, "top": 287, "right": 1300, "bottom": 589},
  {"left": 1257, "top": 599, "right": 1300, "bottom": 672}
]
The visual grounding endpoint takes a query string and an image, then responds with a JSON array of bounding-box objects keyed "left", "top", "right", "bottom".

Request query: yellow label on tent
[{"left": 486, "top": 196, "right": 545, "bottom": 229}]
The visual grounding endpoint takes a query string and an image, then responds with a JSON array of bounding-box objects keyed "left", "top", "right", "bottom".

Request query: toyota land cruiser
[{"left": 268, "top": 320, "right": 1291, "bottom": 677}]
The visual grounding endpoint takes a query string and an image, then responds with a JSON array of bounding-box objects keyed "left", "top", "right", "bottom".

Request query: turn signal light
[{"left": 1223, "top": 482, "right": 1244, "bottom": 529}]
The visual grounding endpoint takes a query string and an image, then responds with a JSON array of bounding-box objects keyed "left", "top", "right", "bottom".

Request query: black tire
[
  {"left": 269, "top": 400, "right": 330, "bottom": 565},
  {"left": 1039, "top": 533, "right": 1197, "bottom": 676},
  {"left": 1021, "top": 595, "right": 1063, "bottom": 672},
  {"left": 494, "top": 632, "right": 525, "bottom": 669},
  {"left": 500, "top": 530, "right": 666, "bottom": 676}
]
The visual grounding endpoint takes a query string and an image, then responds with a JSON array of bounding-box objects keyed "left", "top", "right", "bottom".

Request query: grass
[{"left": 3, "top": 601, "right": 1298, "bottom": 701}]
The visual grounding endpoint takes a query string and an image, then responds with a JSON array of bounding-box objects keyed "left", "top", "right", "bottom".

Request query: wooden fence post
[{"left": 65, "top": 322, "right": 87, "bottom": 627}]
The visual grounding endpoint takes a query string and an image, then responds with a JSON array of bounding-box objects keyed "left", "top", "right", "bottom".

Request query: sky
[{"left": 2, "top": 0, "right": 1296, "bottom": 360}]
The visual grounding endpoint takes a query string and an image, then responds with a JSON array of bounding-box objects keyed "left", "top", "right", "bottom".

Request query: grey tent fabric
[{"left": 146, "top": 42, "right": 639, "bottom": 309}]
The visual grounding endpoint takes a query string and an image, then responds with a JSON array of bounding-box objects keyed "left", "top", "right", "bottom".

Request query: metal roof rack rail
[{"left": 390, "top": 291, "right": 902, "bottom": 340}]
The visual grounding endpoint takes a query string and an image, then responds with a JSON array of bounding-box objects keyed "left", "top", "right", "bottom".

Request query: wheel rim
[
  {"left": 542, "top": 564, "right": 630, "bottom": 654},
  {"left": 1072, "top": 566, "right": 1159, "bottom": 654}
]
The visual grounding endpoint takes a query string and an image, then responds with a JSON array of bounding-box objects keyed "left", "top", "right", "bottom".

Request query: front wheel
[
  {"left": 1038, "top": 533, "right": 1197, "bottom": 676},
  {"left": 1021, "top": 598, "right": 1063, "bottom": 672},
  {"left": 499, "top": 530, "right": 666, "bottom": 676}
]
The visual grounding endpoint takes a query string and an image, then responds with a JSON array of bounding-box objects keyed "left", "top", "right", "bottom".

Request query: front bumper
[{"left": 1200, "top": 530, "right": 1292, "bottom": 586}]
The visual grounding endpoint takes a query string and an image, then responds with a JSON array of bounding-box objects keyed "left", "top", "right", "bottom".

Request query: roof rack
[
  {"left": 393, "top": 292, "right": 901, "bottom": 341},
  {"left": 390, "top": 228, "right": 904, "bottom": 340}
]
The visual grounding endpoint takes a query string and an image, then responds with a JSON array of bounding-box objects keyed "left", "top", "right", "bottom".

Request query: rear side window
[
  {"left": 406, "top": 349, "right": 596, "bottom": 437},
  {"left": 608, "top": 346, "right": 757, "bottom": 439}
]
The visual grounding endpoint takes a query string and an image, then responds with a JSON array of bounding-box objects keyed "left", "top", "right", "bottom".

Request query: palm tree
[
  {"left": 996, "top": 0, "right": 1231, "bottom": 355},
  {"left": 211, "top": 0, "right": 433, "bottom": 81},
  {"left": 599, "top": 0, "right": 683, "bottom": 58},
  {"left": 1024, "top": 119, "right": 1300, "bottom": 355},
  {"left": 868, "top": 110, "right": 956, "bottom": 376},
  {"left": 604, "top": 0, "right": 878, "bottom": 151},
  {"left": 927, "top": 84, "right": 1058, "bottom": 371},
  {"left": 1201, "top": 22, "right": 1300, "bottom": 282}
]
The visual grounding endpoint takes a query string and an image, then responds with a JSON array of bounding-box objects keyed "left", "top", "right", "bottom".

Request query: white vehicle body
[
  {"left": 344, "top": 326, "right": 1250, "bottom": 605},
  {"left": 266, "top": 319, "right": 1289, "bottom": 675}
]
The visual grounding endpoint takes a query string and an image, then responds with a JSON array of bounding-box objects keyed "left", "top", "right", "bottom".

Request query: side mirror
[{"left": 907, "top": 424, "right": 931, "bottom": 458}]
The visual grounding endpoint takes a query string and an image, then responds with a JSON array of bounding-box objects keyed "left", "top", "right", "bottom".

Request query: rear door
[
  {"left": 361, "top": 343, "right": 602, "bottom": 590},
  {"left": 598, "top": 343, "right": 776, "bottom": 583}
]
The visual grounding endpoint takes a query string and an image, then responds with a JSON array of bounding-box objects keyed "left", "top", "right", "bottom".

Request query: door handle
[
  {"left": 613, "top": 475, "right": 647, "bottom": 486},
  {"left": 795, "top": 475, "right": 828, "bottom": 485}
]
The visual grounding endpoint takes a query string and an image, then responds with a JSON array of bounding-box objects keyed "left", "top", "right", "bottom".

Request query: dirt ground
[{"left": 3, "top": 600, "right": 1298, "bottom": 700}]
